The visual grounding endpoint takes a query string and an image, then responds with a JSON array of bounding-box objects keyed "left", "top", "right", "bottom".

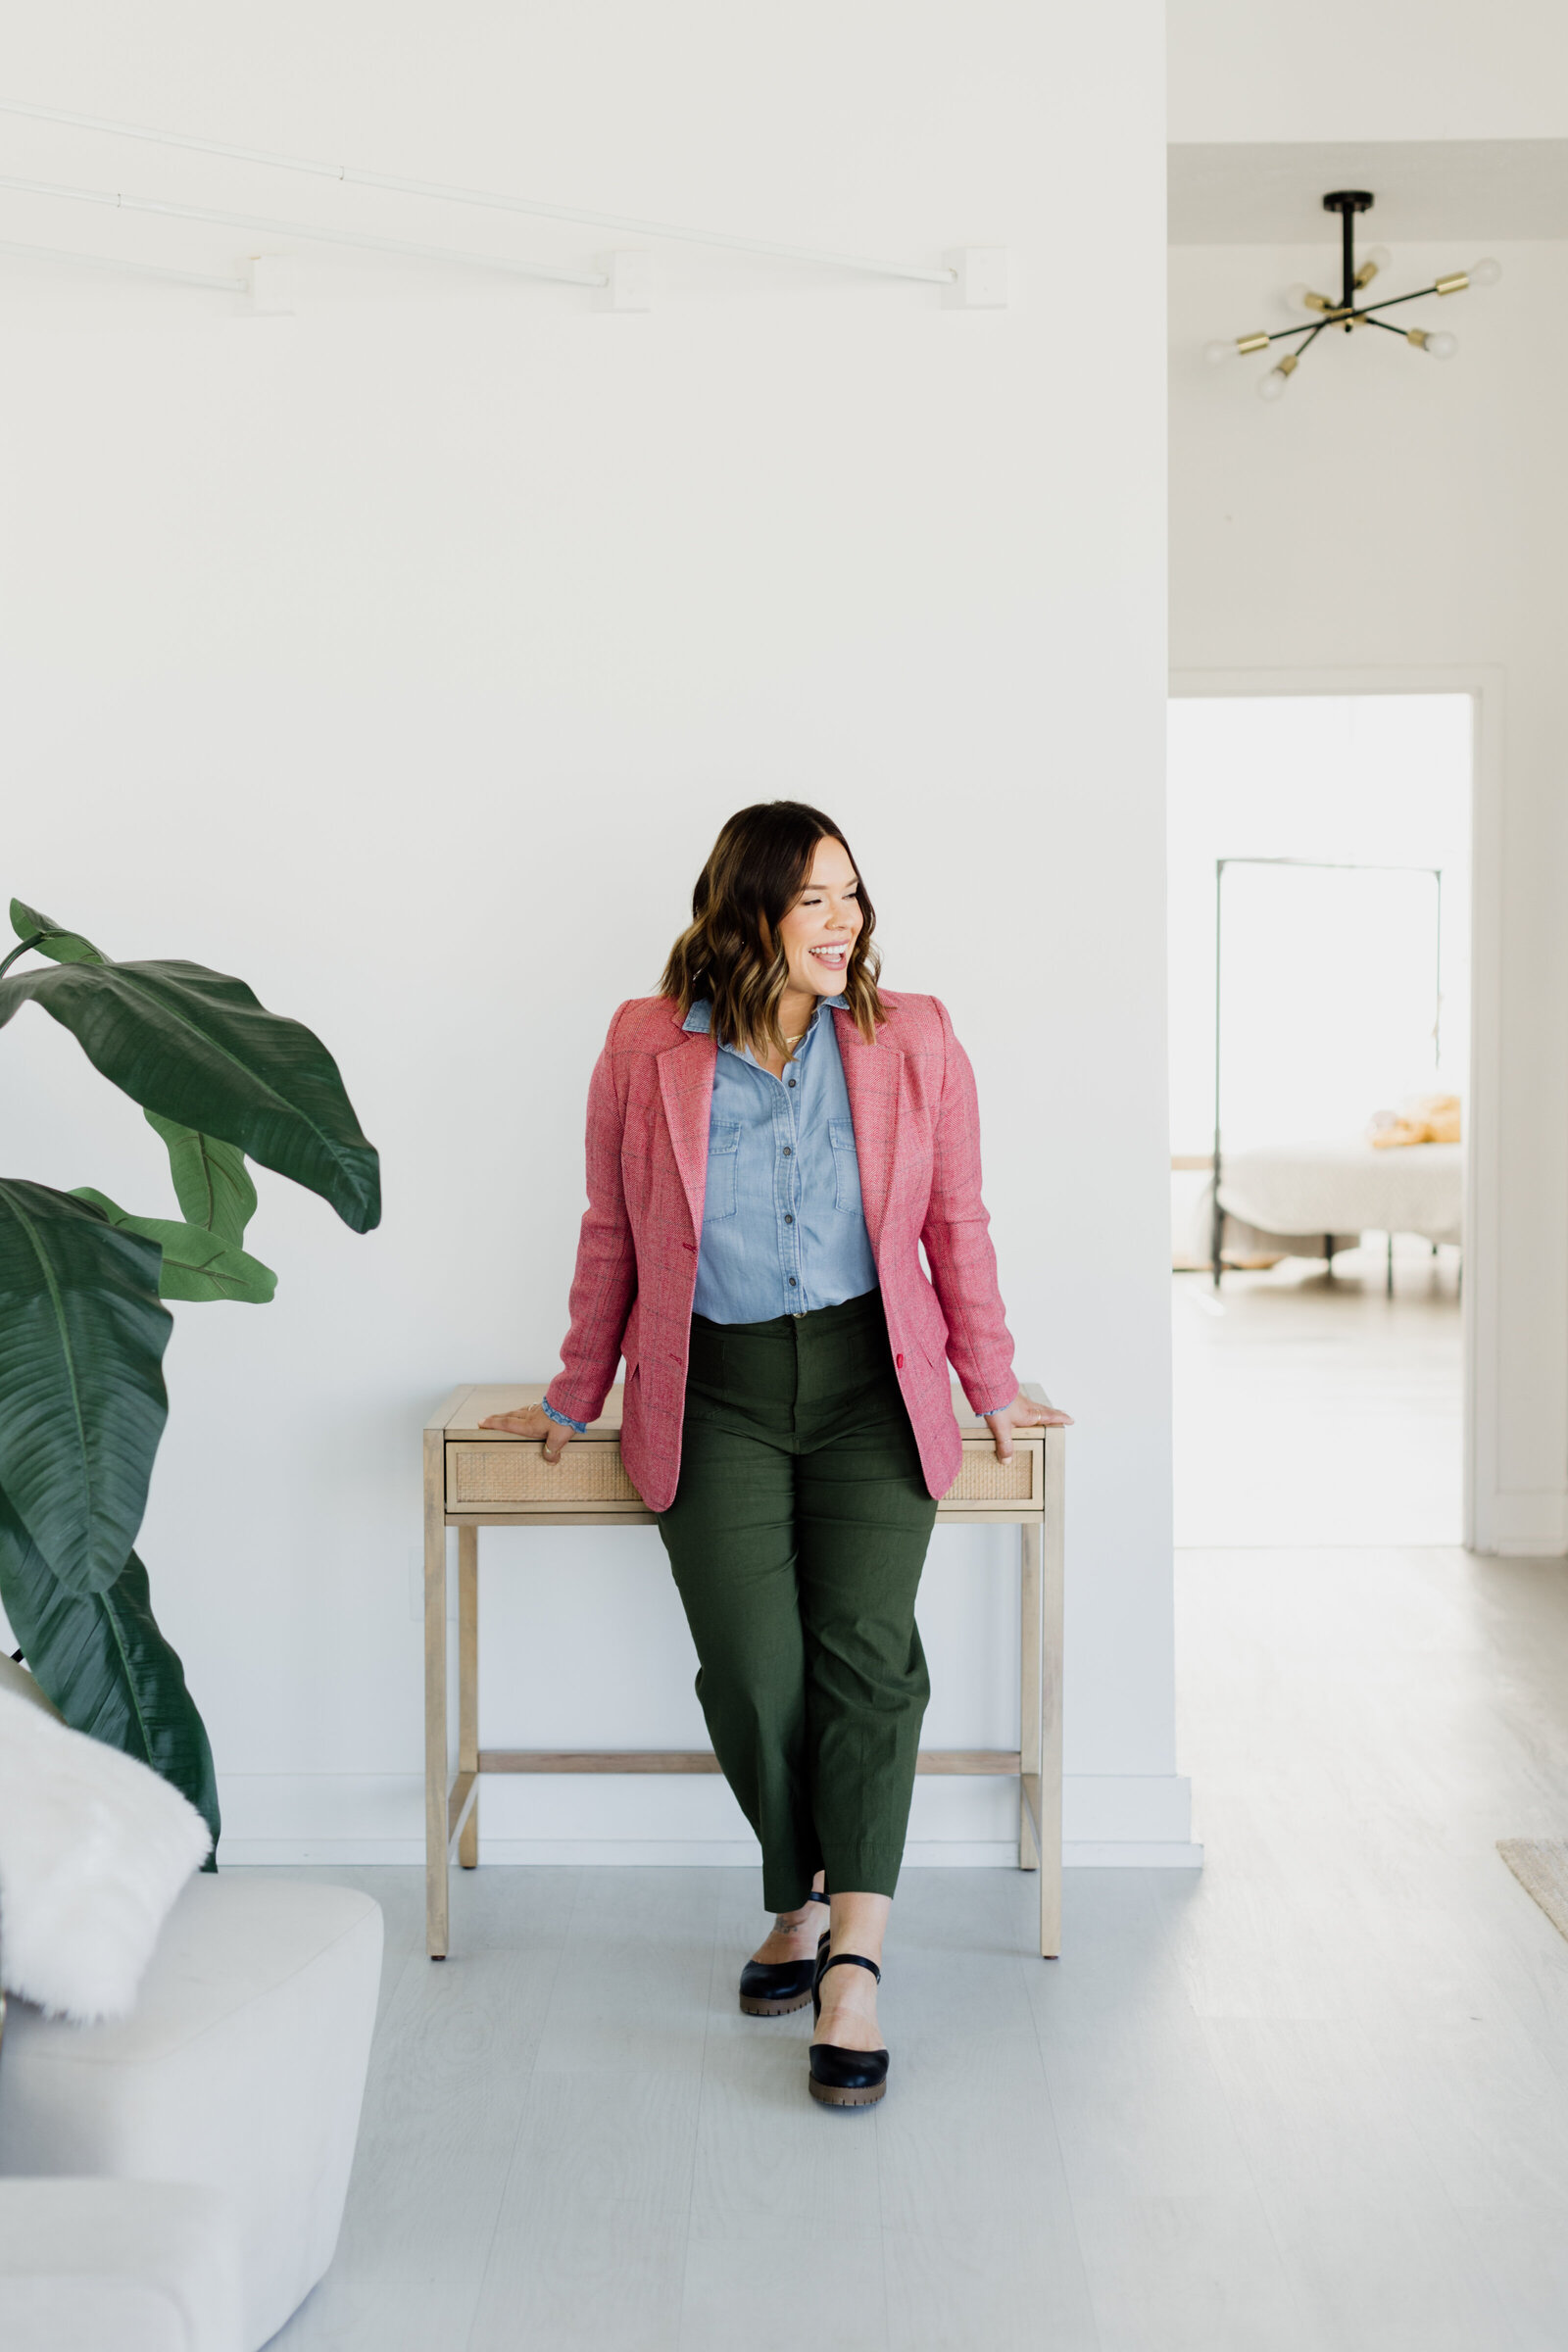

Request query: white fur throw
[{"left": 0, "top": 1686, "right": 212, "bottom": 2022}]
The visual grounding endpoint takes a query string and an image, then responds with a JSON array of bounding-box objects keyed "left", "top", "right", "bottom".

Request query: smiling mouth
[{"left": 808, "top": 944, "right": 849, "bottom": 967}]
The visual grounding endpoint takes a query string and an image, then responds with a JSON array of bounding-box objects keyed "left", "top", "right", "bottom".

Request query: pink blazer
[{"left": 545, "top": 992, "right": 1017, "bottom": 1510}]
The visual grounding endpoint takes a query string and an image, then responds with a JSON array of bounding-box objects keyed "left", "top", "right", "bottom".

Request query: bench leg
[
  {"left": 424, "top": 1431, "right": 450, "bottom": 1958},
  {"left": 458, "top": 1526, "right": 479, "bottom": 1869}
]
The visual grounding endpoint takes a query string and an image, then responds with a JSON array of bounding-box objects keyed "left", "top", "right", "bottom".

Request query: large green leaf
[
  {"left": 0, "top": 1181, "right": 172, "bottom": 1594},
  {"left": 8, "top": 896, "right": 104, "bottom": 966},
  {"left": 0, "top": 957, "right": 380, "bottom": 1233},
  {"left": 144, "top": 1108, "right": 258, "bottom": 1244},
  {"left": 0, "top": 1488, "right": 220, "bottom": 1853},
  {"left": 71, "top": 1189, "right": 277, "bottom": 1304}
]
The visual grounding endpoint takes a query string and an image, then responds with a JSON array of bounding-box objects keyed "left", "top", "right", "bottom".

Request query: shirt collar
[{"left": 683, "top": 995, "right": 847, "bottom": 1039}]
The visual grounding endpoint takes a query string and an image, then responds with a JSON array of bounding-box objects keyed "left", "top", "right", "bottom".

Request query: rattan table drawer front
[
  {"left": 940, "top": 1439, "right": 1040, "bottom": 1507},
  {"left": 446, "top": 1441, "right": 645, "bottom": 1511}
]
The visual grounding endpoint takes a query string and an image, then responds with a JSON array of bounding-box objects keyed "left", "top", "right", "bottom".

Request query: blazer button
[{"left": 896, "top": 1352, "right": 904, "bottom": 1370}]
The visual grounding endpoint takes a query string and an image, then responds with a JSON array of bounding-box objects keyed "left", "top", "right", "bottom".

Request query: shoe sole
[
  {"left": 739, "top": 1987, "right": 814, "bottom": 2016},
  {"left": 808, "top": 2074, "right": 887, "bottom": 2107}
]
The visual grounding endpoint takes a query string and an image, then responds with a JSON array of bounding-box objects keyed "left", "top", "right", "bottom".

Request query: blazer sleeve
[
  {"left": 544, "top": 1004, "right": 639, "bottom": 1430},
  {"left": 919, "top": 997, "right": 1018, "bottom": 1417}
]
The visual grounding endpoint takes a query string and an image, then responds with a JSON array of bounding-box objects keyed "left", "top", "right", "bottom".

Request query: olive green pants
[{"left": 656, "top": 1289, "right": 938, "bottom": 1911}]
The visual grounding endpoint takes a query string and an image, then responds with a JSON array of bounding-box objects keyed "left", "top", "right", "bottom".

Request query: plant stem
[{"left": 0, "top": 933, "right": 45, "bottom": 983}]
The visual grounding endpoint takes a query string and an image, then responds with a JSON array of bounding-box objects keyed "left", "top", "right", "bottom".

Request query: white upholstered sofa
[{"left": 0, "top": 1663, "right": 382, "bottom": 2351}]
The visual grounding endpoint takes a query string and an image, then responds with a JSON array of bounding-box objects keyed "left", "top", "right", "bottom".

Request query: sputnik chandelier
[{"left": 1207, "top": 190, "right": 1501, "bottom": 400}]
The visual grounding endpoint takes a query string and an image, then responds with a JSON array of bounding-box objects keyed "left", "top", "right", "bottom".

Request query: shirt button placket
[{"left": 780, "top": 1089, "right": 800, "bottom": 1311}]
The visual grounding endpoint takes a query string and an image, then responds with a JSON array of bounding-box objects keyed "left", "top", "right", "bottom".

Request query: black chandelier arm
[
  {"left": 1263, "top": 318, "right": 1328, "bottom": 348},
  {"left": 1287, "top": 319, "right": 1329, "bottom": 364},
  {"left": 1357, "top": 281, "right": 1455, "bottom": 318},
  {"left": 1362, "top": 315, "right": 1408, "bottom": 338}
]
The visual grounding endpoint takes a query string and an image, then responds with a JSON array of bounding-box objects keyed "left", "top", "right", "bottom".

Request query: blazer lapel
[
  {"left": 657, "top": 1029, "right": 717, "bottom": 1237},
  {"left": 834, "top": 1010, "right": 902, "bottom": 1254}
]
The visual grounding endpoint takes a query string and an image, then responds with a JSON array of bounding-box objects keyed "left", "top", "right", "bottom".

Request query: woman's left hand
[{"left": 985, "top": 1391, "right": 1074, "bottom": 1462}]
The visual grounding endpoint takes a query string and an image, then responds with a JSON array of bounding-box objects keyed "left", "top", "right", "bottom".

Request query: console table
[{"left": 422, "top": 1381, "right": 1064, "bottom": 1960}]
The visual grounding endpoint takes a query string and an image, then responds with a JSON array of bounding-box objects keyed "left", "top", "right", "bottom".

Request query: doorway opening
[{"left": 1167, "top": 692, "right": 1473, "bottom": 1548}]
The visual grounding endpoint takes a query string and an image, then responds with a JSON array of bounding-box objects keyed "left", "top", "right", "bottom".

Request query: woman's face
[{"left": 777, "top": 836, "right": 863, "bottom": 1003}]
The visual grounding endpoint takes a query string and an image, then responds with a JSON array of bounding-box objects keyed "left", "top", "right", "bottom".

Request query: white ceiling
[{"left": 1169, "top": 140, "right": 1568, "bottom": 243}]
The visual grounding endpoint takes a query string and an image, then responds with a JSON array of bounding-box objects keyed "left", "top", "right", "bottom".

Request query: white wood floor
[
  {"left": 259, "top": 1532, "right": 1568, "bottom": 2352},
  {"left": 1173, "top": 1246, "right": 1463, "bottom": 1546},
  {"left": 259, "top": 1260, "right": 1568, "bottom": 2350}
]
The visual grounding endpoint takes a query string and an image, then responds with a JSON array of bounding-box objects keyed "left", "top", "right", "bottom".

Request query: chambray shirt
[{"left": 683, "top": 994, "right": 879, "bottom": 1324}]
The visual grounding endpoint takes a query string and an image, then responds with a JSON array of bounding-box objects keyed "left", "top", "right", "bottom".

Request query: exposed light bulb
[
  {"left": 1256, "top": 366, "right": 1290, "bottom": 401},
  {"left": 1468, "top": 257, "right": 1502, "bottom": 288},
  {"left": 1203, "top": 339, "right": 1232, "bottom": 366},
  {"left": 1425, "top": 329, "right": 1458, "bottom": 360}
]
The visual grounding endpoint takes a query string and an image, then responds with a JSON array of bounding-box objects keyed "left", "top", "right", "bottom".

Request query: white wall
[
  {"left": 0, "top": 3, "right": 1189, "bottom": 1863},
  {"left": 1169, "top": 0, "right": 1568, "bottom": 143},
  {"left": 1171, "top": 238, "right": 1568, "bottom": 1551}
]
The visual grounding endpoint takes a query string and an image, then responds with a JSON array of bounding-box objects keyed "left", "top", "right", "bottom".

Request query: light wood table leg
[
  {"left": 423, "top": 1428, "right": 450, "bottom": 1958},
  {"left": 458, "top": 1525, "right": 479, "bottom": 1869},
  {"left": 1038, "top": 1426, "right": 1066, "bottom": 1958},
  {"left": 1018, "top": 1519, "right": 1042, "bottom": 1873}
]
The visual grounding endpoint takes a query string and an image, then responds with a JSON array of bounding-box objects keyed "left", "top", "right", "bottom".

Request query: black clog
[
  {"left": 808, "top": 1947, "right": 889, "bottom": 2107},
  {"left": 738, "top": 1889, "right": 830, "bottom": 2015}
]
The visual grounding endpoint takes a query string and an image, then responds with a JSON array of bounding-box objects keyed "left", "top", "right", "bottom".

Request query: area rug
[{"left": 1497, "top": 1839, "right": 1568, "bottom": 1943}]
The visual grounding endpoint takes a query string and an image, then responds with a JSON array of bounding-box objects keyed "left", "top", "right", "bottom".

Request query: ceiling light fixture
[{"left": 1205, "top": 191, "right": 1501, "bottom": 400}]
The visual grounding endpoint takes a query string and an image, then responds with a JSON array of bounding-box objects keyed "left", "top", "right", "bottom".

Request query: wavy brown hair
[{"left": 660, "top": 801, "right": 886, "bottom": 1056}]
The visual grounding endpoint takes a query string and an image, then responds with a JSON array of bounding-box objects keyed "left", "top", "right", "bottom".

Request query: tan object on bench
[{"left": 1369, "top": 1093, "right": 1461, "bottom": 1148}]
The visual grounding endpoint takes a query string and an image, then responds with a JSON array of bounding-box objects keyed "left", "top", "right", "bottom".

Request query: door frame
[{"left": 1168, "top": 663, "right": 1504, "bottom": 1554}]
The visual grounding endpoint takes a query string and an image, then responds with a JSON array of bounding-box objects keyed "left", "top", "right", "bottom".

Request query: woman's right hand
[{"left": 478, "top": 1403, "right": 574, "bottom": 1463}]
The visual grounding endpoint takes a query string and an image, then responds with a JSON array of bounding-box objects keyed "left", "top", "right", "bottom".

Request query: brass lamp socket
[
  {"left": 1353, "top": 261, "right": 1381, "bottom": 289},
  {"left": 1236, "top": 331, "right": 1271, "bottom": 355},
  {"left": 1276, "top": 352, "right": 1299, "bottom": 378},
  {"left": 1407, "top": 327, "right": 1431, "bottom": 349},
  {"left": 1434, "top": 272, "right": 1469, "bottom": 296}
]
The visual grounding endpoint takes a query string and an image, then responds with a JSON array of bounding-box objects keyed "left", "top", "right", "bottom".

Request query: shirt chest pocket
[
  {"left": 828, "top": 1118, "right": 863, "bottom": 1215},
  {"left": 704, "top": 1122, "right": 741, "bottom": 1221}
]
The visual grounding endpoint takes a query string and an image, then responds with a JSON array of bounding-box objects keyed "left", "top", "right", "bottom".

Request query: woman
[{"left": 482, "top": 802, "right": 1068, "bottom": 2108}]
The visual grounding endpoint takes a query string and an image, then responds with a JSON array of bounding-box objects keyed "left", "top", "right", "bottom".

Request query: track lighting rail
[
  {"left": 0, "top": 95, "right": 957, "bottom": 289},
  {"left": 0, "top": 234, "right": 247, "bottom": 291},
  {"left": 0, "top": 170, "right": 609, "bottom": 288}
]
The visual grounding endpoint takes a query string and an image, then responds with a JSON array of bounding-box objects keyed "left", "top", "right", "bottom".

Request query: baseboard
[
  {"left": 216, "top": 1768, "right": 1200, "bottom": 1869},
  {"left": 220, "top": 1836, "right": 1204, "bottom": 1868},
  {"left": 1480, "top": 1488, "right": 1568, "bottom": 1556},
  {"left": 1063, "top": 1840, "right": 1204, "bottom": 1867}
]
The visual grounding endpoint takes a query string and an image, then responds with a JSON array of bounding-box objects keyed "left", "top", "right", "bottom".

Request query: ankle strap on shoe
[{"left": 820, "top": 1951, "right": 881, "bottom": 1985}]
